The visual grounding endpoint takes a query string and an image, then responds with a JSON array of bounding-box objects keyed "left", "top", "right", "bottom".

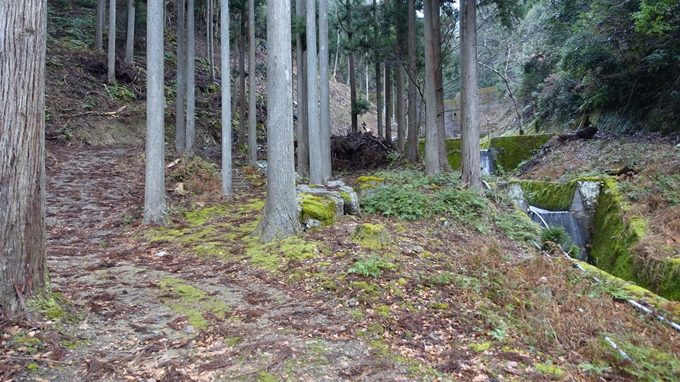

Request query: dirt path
[{"left": 43, "top": 145, "right": 409, "bottom": 381}]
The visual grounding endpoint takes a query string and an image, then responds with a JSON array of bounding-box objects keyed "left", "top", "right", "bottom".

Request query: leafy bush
[
  {"left": 348, "top": 257, "right": 395, "bottom": 278},
  {"left": 541, "top": 227, "right": 568, "bottom": 248},
  {"left": 433, "top": 188, "right": 490, "bottom": 232},
  {"left": 361, "top": 185, "right": 429, "bottom": 220}
]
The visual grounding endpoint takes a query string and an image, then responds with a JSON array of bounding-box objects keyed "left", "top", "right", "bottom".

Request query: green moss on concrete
[
  {"left": 519, "top": 180, "right": 578, "bottom": 210},
  {"left": 300, "top": 194, "right": 336, "bottom": 226},
  {"left": 356, "top": 176, "right": 385, "bottom": 190},
  {"left": 492, "top": 134, "right": 552, "bottom": 171},
  {"left": 418, "top": 134, "right": 552, "bottom": 173},
  {"left": 158, "top": 278, "right": 229, "bottom": 330},
  {"left": 352, "top": 223, "right": 392, "bottom": 249}
]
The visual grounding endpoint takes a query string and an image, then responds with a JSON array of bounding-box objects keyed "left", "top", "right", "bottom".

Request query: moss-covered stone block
[
  {"left": 352, "top": 223, "right": 392, "bottom": 249},
  {"left": 300, "top": 194, "right": 337, "bottom": 226}
]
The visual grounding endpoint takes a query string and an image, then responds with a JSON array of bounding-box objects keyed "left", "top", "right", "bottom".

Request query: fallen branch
[{"left": 63, "top": 105, "right": 127, "bottom": 119}]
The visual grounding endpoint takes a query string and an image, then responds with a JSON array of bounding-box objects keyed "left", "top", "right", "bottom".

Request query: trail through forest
[{"left": 43, "top": 144, "right": 408, "bottom": 381}]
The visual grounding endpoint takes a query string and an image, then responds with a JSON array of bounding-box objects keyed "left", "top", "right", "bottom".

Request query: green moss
[
  {"left": 26, "top": 363, "right": 40, "bottom": 372},
  {"left": 429, "top": 302, "right": 450, "bottom": 311},
  {"left": 256, "top": 372, "right": 279, "bottom": 382},
  {"left": 519, "top": 180, "right": 578, "bottom": 210},
  {"left": 374, "top": 304, "right": 391, "bottom": 318},
  {"left": 352, "top": 223, "right": 392, "bottom": 249},
  {"left": 534, "top": 361, "right": 566, "bottom": 379},
  {"left": 27, "top": 292, "right": 66, "bottom": 320},
  {"left": 604, "top": 336, "right": 680, "bottom": 381},
  {"left": 300, "top": 194, "right": 336, "bottom": 226},
  {"left": 356, "top": 176, "right": 385, "bottom": 190},
  {"left": 184, "top": 204, "right": 230, "bottom": 225},
  {"left": 339, "top": 191, "right": 352, "bottom": 205},
  {"left": 470, "top": 341, "right": 492, "bottom": 352},
  {"left": 245, "top": 236, "right": 318, "bottom": 272},
  {"left": 350, "top": 281, "right": 380, "bottom": 302},
  {"left": 419, "top": 134, "right": 552, "bottom": 172},
  {"left": 158, "top": 278, "right": 229, "bottom": 330}
]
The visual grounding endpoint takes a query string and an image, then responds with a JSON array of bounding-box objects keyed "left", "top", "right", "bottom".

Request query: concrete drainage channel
[{"left": 505, "top": 180, "right": 680, "bottom": 333}]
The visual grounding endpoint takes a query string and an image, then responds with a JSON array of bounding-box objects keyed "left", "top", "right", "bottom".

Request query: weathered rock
[
  {"left": 297, "top": 192, "right": 342, "bottom": 227},
  {"left": 352, "top": 223, "right": 392, "bottom": 249},
  {"left": 507, "top": 183, "right": 529, "bottom": 212},
  {"left": 355, "top": 176, "right": 385, "bottom": 199},
  {"left": 297, "top": 185, "right": 345, "bottom": 218},
  {"left": 326, "top": 180, "right": 360, "bottom": 214}
]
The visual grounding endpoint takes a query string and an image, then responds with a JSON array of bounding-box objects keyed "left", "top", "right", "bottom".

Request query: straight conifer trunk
[
  {"left": 384, "top": 65, "right": 392, "bottom": 143},
  {"left": 307, "top": 0, "right": 321, "bottom": 183},
  {"left": 295, "top": 0, "right": 309, "bottom": 176},
  {"left": 144, "top": 0, "right": 166, "bottom": 225},
  {"left": 395, "top": 65, "right": 406, "bottom": 152},
  {"left": 238, "top": 13, "right": 246, "bottom": 144},
  {"left": 433, "top": 0, "right": 449, "bottom": 171},
  {"left": 319, "top": 0, "right": 332, "bottom": 181},
  {"left": 248, "top": 0, "right": 257, "bottom": 163},
  {"left": 221, "top": 0, "right": 232, "bottom": 195},
  {"left": 125, "top": 0, "right": 135, "bottom": 65},
  {"left": 423, "top": 0, "right": 441, "bottom": 175},
  {"left": 406, "top": 0, "right": 418, "bottom": 162},
  {"left": 185, "top": 0, "right": 197, "bottom": 155},
  {"left": 107, "top": 0, "right": 116, "bottom": 83},
  {"left": 0, "top": 0, "right": 47, "bottom": 317},
  {"left": 254, "top": 0, "right": 301, "bottom": 242},
  {"left": 176, "top": 0, "right": 187, "bottom": 152},
  {"left": 373, "top": 0, "right": 382, "bottom": 139},
  {"left": 208, "top": 0, "right": 215, "bottom": 81},
  {"left": 460, "top": 0, "right": 481, "bottom": 189},
  {"left": 96, "top": 0, "right": 105, "bottom": 51}
]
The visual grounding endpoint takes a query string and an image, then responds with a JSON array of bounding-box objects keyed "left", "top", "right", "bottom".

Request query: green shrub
[
  {"left": 495, "top": 210, "right": 542, "bottom": 244},
  {"left": 541, "top": 227, "right": 568, "bottom": 248},
  {"left": 361, "top": 185, "right": 429, "bottom": 220},
  {"left": 348, "top": 257, "right": 395, "bottom": 278}
]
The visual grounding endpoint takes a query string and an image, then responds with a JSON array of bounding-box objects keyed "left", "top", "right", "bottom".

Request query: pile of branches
[{"left": 331, "top": 131, "right": 394, "bottom": 171}]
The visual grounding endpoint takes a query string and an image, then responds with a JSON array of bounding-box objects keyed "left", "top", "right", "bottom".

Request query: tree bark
[
  {"left": 319, "top": 0, "right": 331, "bottom": 181},
  {"left": 238, "top": 13, "right": 246, "bottom": 145},
  {"left": 395, "top": 65, "right": 406, "bottom": 152},
  {"left": 346, "top": 1, "right": 357, "bottom": 131},
  {"left": 254, "top": 0, "right": 301, "bottom": 242},
  {"left": 307, "top": 0, "right": 321, "bottom": 183},
  {"left": 185, "top": 0, "right": 196, "bottom": 155},
  {"left": 175, "top": 0, "right": 187, "bottom": 152},
  {"left": 460, "top": 0, "right": 481, "bottom": 189},
  {"left": 144, "top": 0, "right": 166, "bottom": 225},
  {"left": 0, "top": 0, "right": 47, "bottom": 317},
  {"left": 433, "top": 0, "right": 449, "bottom": 171},
  {"left": 373, "top": 0, "right": 382, "bottom": 139},
  {"left": 384, "top": 64, "right": 392, "bottom": 143},
  {"left": 247, "top": 0, "right": 257, "bottom": 163},
  {"left": 96, "top": 0, "right": 105, "bottom": 51},
  {"left": 406, "top": 0, "right": 418, "bottom": 162},
  {"left": 107, "top": 0, "right": 116, "bottom": 83},
  {"left": 423, "top": 0, "right": 441, "bottom": 175},
  {"left": 125, "top": 0, "right": 135, "bottom": 65},
  {"left": 295, "top": 0, "right": 309, "bottom": 176},
  {"left": 208, "top": 0, "right": 215, "bottom": 81},
  {"left": 221, "top": 0, "right": 232, "bottom": 195}
]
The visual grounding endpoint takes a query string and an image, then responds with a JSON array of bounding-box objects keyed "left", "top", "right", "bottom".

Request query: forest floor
[{"left": 2, "top": 141, "right": 679, "bottom": 381}]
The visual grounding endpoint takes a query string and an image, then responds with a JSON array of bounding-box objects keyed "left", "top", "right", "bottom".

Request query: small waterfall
[
  {"left": 528, "top": 205, "right": 589, "bottom": 249},
  {"left": 480, "top": 150, "right": 494, "bottom": 176}
]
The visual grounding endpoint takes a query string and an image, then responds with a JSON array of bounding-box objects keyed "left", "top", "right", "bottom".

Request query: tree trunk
[
  {"left": 254, "top": 0, "right": 301, "bottom": 242},
  {"left": 221, "top": 0, "right": 232, "bottom": 195},
  {"left": 406, "top": 0, "right": 418, "bottom": 162},
  {"left": 332, "top": 8, "right": 340, "bottom": 82},
  {"left": 373, "top": 0, "right": 382, "bottom": 139},
  {"left": 365, "top": 57, "right": 369, "bottom": 100},
  {"left": 175, "top": 0, "right": 187, "bottom": 152},
  {"left": 145, "top": 0, "right": 166, "bottom": 225},
  {"left": 185, "top": 0, "right": 196, "bottom": 155},
  {"left": 0, "top": 0, "right": 47, "bottom": 317},
  {"left": 307, "top": 0, "right": 321, "bottom": 183},
  {"left": 107, "top": 0, "right": 116, "bottom": 83},
  {"left": 208, "top": 0, "right": 215, "bottom": 82},
  {"left": 423, "top": 0, "right": 440, "bottom": 175},
  {"left": 319, "top": 0, "right": 331, "bottom": 181},
  {"left": 96, "top": 0, "right": 105, "bottom": 51},
  {"left": 238, "top": 13, "right": 246, "bottom": 145},
  {"left": 460, "top": 0, "right": 481, "bottom": 189},
  {"left": 433, "top": 0, "right": 449, "bottom": 171},
  {"left": 125, "top": 0, "right": 135, "bottom": 65},
  {"left": 384, "top": 65, "right": 392, "bottom": 143},
  {"left": 247, "top": 0, "right": 257, "bottom": 163},
  {"left": 395, "top": 65, "right": 406, "bottom": 152},
  {"left": 345, "top": 2, "right": 358, "bottom": 132},
  {"left": 295, "top": 0, "right": 308, "bottom": 176}
]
